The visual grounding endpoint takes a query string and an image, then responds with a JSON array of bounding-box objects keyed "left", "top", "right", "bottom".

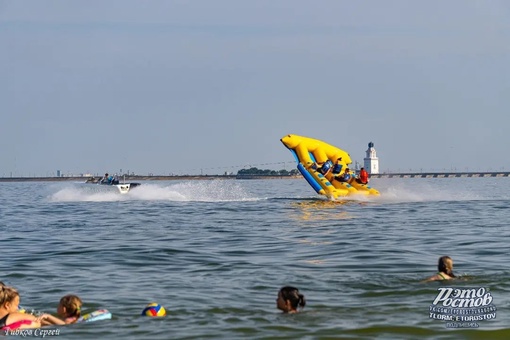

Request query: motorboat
[{"left": 85, "top": 176, "right": 141, "bottom": 194}]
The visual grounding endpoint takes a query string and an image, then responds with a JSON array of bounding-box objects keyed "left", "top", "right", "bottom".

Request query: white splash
[
  {"left": 48, "top": 180, "right": 259, "bottom": 202},
  {"left": 48, "top": 187, "right": 127, "bottom": 202},
  {"left": 371, "top": 179, "right": 485, "bottom": 203}
]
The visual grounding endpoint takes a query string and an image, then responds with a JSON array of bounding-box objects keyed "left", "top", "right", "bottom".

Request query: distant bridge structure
[{"left": 0, "top": 172, "right": 509, "bottom": 182}]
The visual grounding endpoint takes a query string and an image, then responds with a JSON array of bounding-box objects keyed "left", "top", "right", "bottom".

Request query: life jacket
[
  {"left": 359, "top": 170, "right": 369, "bottom": 184},
  {"left": 332, "top": 163, "right": 343, "bottom": 175},
  {"left": 320, "top": 160, "right": 333, "bottom": 175}
]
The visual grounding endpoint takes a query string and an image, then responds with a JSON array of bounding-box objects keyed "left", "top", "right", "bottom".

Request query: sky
[{"left": 1, "top": 0, "right": 510, "bottom": 176}]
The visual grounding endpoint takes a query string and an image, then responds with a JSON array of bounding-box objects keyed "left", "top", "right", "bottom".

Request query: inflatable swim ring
[{"left": 76, "top": 309, "right": 112, "bottom": 323}]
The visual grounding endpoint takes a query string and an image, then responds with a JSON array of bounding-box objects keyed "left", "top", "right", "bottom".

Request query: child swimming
[{"left": 57, "top": 294, "right": 83, "bottom": 324}]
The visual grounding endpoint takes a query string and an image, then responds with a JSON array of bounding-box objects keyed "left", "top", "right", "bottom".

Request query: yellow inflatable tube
[
  {"left": 280, "top": 134, "right": 380, "bottom": 198},
  {"left": 348, "top": 179, "right": 380, "bottom": 195}
]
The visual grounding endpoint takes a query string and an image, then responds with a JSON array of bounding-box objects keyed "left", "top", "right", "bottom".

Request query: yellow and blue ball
[{"left": 141, "top": 303, "right": 166, "bottom": 317}]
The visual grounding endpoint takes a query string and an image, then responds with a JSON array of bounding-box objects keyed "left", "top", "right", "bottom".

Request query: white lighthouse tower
[{"left": 364, "top": 142, "right": 379, "bottom": 174}]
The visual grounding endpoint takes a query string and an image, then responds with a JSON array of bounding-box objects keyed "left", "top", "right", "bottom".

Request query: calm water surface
[{"left": 1, "top": 178, "right": 509, "bottom": 339}]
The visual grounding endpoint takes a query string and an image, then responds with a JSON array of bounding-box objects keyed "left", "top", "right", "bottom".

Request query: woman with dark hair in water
[
  {"left": 424, "top": 256, "right": 456, "bottom": 282},
  {"left": 276, "top": 286, "right": 306, "bottom": 313}
]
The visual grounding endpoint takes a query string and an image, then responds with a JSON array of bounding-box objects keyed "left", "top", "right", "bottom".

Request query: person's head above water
[
  {"left": 57, "top": 294, "right": 82, "bottom": 321},
  {"left": 423, "top": 255, "right": 456, "bottom": 282},
  {"left": 0, "top": 285, "right": 20, "bottom": 312},
  {"left": 438, "top": 256, "right": 455, "bottom": 277},
  {"left": 276, "top": 286, "right": 306, "bottom": 313}
]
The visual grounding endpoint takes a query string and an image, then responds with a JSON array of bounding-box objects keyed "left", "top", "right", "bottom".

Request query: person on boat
[
  {"left": 276, "top": 286, "right": 306, "bottom": 314},
  {"left": 0, "top": 285, "right": 63, "bottom": 331},
  {"left": 110, "top": 174, "right": 119, "bottom": 185},
  {"left": 310, "top": 160, "right": 332, "bottom": 175},
  {"left": 318, "top": 160, "right": 333, "bottom": 175},
  {"left": 356, "top": 167, "right": 369, "bottom": 184},
  {"left": 424, "top": 256, "right": 456, "bottom": 282},
  {"left": 310, "top": 161, "right": 323, "bottom": 172},
  {"left": 100, "top": 173, "right": 110, "bottom": 184},
  {"left": 332, "top": 158, "right": 343, "bottom": 176},
  {"left": 335, "top": 168, "right": 352, "bottom": 182},
  {"left": 57, "top": 294, "right": 82, "bottom": 324}
]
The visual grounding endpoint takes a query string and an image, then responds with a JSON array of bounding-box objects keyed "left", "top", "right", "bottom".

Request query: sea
[{"left": 1, "top": 177, "right": 509, "bottom": 339}]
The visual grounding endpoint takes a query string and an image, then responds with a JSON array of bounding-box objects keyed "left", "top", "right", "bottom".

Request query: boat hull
[
  {"left": 84, "top": 182, "right": 141, "bottom": 194},
  {"left": 114, "top": 183, "right": 140, "bottom": 194}
]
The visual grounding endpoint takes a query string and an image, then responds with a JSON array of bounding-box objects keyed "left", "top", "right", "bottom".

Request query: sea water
[{"left": 1, "top": 178, "right": 509, "bottom": 339}]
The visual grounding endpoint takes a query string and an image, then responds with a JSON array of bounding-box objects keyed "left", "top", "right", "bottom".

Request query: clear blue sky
[{"left": 1, "top": 1, "right": 509, "bottom": 176}]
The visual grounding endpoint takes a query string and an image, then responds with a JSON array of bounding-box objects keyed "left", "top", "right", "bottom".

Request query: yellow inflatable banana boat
[{"left": 280, "top": 134, "right": 380, "bottom": 199}]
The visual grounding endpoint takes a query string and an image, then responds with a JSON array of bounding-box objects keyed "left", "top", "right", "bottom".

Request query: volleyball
[{"left": 141, "top": 303, "right": 166, "bottom": 317}]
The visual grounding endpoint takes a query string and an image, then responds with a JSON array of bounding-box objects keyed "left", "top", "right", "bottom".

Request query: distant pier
[
  {"left": 0, "top": 172, "right": 509, "bottom": 182},
  {"left": 0, "top": 175, "right": 237, "bottom": 182}
]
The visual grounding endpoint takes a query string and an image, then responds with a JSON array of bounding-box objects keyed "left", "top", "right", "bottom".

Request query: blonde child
[{"left": 57, "top": 294, "right": 83, "bottom": 324}]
